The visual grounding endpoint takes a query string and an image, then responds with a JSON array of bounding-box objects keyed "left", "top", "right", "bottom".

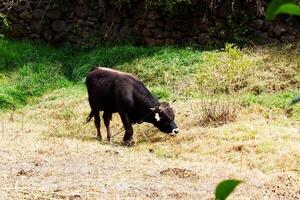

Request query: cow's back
[{"left": 86, "top": 67, "right": 138, "bottom": 112}]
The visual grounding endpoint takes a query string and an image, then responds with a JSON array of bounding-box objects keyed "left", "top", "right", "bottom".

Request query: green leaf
[
  {"left": 215, "top": 179, "right": 242, "bottom": 200},
  {"left": 266, "top": 0, "right": 300, "bottom": 20},
  {"left": 291, "top": 95, "right": 300, "bottom": 105}
]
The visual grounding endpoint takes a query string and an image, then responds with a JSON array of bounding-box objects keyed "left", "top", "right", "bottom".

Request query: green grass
[{"left": 0, "top": 38, "right": 299, "bottom": 113}]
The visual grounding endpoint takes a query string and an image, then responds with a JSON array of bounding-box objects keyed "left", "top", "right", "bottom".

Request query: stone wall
[{"left": 2, "top": 0, "right": 300, "bottom": 46}]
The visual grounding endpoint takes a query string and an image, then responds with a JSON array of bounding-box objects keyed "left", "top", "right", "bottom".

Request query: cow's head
[{"left": 150, "top": 102, "right": 179, "bottom": 136}]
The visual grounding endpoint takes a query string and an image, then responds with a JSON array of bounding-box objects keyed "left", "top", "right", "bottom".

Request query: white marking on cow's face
[{"left": 155, "top": 113, "right": 160, "bottom": 122}]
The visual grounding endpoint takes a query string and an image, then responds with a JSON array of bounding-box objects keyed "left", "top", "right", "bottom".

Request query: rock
[
  {"left": 10, "top": 24, "right": 26, "bottom": 37},
  {"left": 142, "top": 28, "right": 152, "bottom": 37},
  {"left": 84, "top": 21, "right": 95, "bottom": 26},
  {"left": 254, "top": 30, "right": 269, "bottom": 42},
  {"left": 32, "top": 9, "right": 46, "bottom": 19},
  {"left": 137, "top": 19, "right": 146, "bottom": 26},
  {"left": 182, "top": 37, "right": 195, "bottom": 46},
  {"left": 32, "top": 21, "right": 43, "bottom": 33},
  {"left": 262, "top": 21, "right": 271, "bottom": 31},
  {"left": 145, "top": 38, "right": 156, "bottom": 46},
  {"left": 164, "top": 23, "right": 174, "bottom": 31},
  {"left": 43, "top": 30, "right": 53, "bottom": 42},
  {"left": 198, "top": 33, "right": 211, "bottom": 45},
  {"left": 171, "top": 31, "right": 182, "bottom": 40},
  {"left": 146, "top": 20, "right": 156, "bottom": 28},
  {"left": 75, "top": 5, "right": 89, "bottom": 18},
  {"left": 273, "top": 24, "right": 287, "bottom": 38},
  {"left": 51, "top": 20, "right": 66, "bottom": 32},
  {"left": 218, "top": 1, "right": 232, "bottom": 18},
  {"left": 47, "top": 9, "right": 62, "bottom": 19},
  {"left": 147, "top": 11, "right": 160, "bottom": 20},
  {"left": 19, "top": 12, "right": 32, "bottom": 21},
  {"left": 251, "top": 19, "right": 264, "bottom": 30},
  {"left": 29, "top": 33, "right": 41, "bottom": 39},
  {"left": 165, "top": 38, "right": 175, "bottom": 45},
  {"left": 67, "top": 34, "right": 80, "bottom": 43},
  {"left": 198, "top": 23, "right": 209, "bottom": 32},
  {"left": 280, "top": 35, "right": 296, "bottom": 43}
]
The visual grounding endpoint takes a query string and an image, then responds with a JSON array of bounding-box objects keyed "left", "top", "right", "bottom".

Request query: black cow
[{"left": 85, "top": 66, "right": 179, "bottom": 146}]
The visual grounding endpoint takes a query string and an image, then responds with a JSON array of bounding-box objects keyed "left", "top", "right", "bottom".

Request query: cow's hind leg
[
  {"left": 103, "top": 112, "right": 112, "bottom": 142},
  {"left": 119, "top": 113, "right": 134, "bottom": 146},
  {"left": 93, "top": 109, "right": 102, "bottom": 141}
]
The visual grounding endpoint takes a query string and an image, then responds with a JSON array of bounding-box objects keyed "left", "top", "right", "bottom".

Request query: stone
[
  {"left": 198, "top": 33, "right": 211, "bottom": 45},
  {"left": 146, "top": 20, "right": 156, "bottom": 28},
  {"left": 88, "top": 17, "right": 97, "bottom": 22},
  {"left": 218, "top": 1, "right": 232, "bottom": 18},
  {"left": 165, "top": 38, "right": 176, "bottom": 45},
  {"left": 32, "top": 21, "right": 43, "bottom": 33},
  {"left": 152, "top": 28, "right": 162, "bottom": 38},
  {"left": 47, "top": 9, "right": 62, "bottom": 19},
  {"left": 182, "top": 37, "right": 195, "bottom": 46},
  {"left": 142, "top": 28, "right": 152, "bottom": 37},
  {"left": 147, "top": 11, "right": 160, "bottom": 20},
  {"left": 145, "top": 38, "right": 156, "bottom": 46},
  {"left": 51, "top": 20, "right": 66, "bottom": 32},
  {"left": 253, "top": 31, "right": 269, "bottom": 43},
  {"left": 137, "top": 19, "right": 146, "bottom": 26},
  {"left": 67, "top": 34, "right": 80, "bottom": 43},
  {"left": 273, "top": 24, "right": 287, "bottom": 38},
  {"left": 10, "top": 24, "right": 26, "bottom": 37},
  {"left": 75, "top": 5, "right": 89, "bottom": 18},
  {"left": 32, "top": 9, "right": 46, "bottom": 19},
  {"left": 29, "top": 33, "right": 40, "bottom": 39},
  {"left": 164, "top": 23, "right": 174, "bottom": 31},
  {"left": 262, "top": 21, "right": 271, "bottom": 31},
  {"left": 43, "top": 30, "right": 53, "bottom": 41},
  {"left": 84, "top": 21, "right": 95, "bottom": 26},
  {"left": 19, "top": 12, "right": 32, "bottom": 21},
  {"left": 280, "top": 35, "right": 296, "bottom": 43},
  {"left": 171, "top": 31, "right": 182, "bottom": 40},
  {"left": 198, "top": 23, "right": 209, "bottom": 32},
  {"left": 251, "top": 19, "right": 264, "bottom": 30}
]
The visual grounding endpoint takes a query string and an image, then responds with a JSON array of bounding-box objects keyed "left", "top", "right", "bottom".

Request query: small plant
[{"left": 199, "top": 98, "right": 241, "bottom": 127}]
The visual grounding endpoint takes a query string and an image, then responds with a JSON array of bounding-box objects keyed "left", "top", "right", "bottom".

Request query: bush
[{"left": 196, "top": 44, "right": 256, "bottom": 94}]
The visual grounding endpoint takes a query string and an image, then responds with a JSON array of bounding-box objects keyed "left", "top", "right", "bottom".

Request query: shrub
[
  {"left": 196, "top": 44, "right": 256, "bottom": 94},
  {"left": 199, "top": 98, "right": 241, "bottom": 127}
]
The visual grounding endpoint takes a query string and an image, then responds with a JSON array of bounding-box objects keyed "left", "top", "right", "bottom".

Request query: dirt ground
[{"left": 1, "top": 89, "right": 300, "bottom": 199}]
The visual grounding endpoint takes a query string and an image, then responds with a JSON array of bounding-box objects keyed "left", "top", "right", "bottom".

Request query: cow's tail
[{"left": 86, "top": 111, "right": 94, "bottom": 123}]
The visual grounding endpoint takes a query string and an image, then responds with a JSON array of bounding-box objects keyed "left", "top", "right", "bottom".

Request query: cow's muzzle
[{"left": 169, "top": 128, "right": 179, "bottom": 136}]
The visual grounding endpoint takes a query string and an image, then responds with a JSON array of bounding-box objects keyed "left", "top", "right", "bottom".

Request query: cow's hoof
[
  {"left": 124, "top": 140, "right": 135, "bottom": 147},
  {"left": 97, "top": 136, "right": 102, "bottom": 142}
]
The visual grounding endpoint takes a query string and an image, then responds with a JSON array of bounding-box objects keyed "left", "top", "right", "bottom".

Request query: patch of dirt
[{"left": 160, "top": 168, "right": 199, "bottom": 180}]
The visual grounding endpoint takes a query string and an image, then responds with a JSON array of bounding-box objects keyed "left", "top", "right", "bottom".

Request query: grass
[
  {"left": 0, "top": 38, "right": 299, "bottom": 111},
  {"left": 1, "top": 87, "right": 300, "bottom": 199}
]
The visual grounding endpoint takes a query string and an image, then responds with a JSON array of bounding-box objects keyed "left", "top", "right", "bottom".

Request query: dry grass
[{"left": 1, "top": 87, "right": 300, "bottom": 199}]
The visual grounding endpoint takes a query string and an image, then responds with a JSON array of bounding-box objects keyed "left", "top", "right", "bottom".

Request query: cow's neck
[{"left": 132, "top": 90, "right": 158, "bottom": 123}]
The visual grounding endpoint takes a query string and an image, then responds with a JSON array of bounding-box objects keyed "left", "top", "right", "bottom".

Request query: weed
[{"left": 199, "top": 98, "right": 241, "bottom": 127}]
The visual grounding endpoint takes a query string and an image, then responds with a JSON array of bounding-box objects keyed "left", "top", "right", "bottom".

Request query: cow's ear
[{"left": 155, "top": 113, "right": 160, "bottom": 122}]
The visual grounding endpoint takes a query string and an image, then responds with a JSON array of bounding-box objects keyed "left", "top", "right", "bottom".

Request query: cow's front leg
[{"left": 119, "top": 113, "right": 134, "bottom": 146}]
